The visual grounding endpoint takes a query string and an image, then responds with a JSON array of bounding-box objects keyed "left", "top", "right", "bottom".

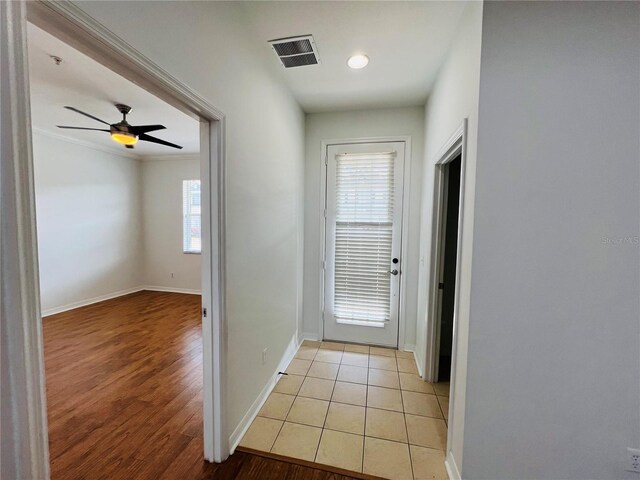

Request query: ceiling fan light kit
[{"left": 56, "top": 103, "right": 183, "bottom": 150}]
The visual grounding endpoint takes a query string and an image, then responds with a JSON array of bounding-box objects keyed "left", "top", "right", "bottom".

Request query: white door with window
[{"left": 323, "top": 141, "right": 405, "bottom": 347}]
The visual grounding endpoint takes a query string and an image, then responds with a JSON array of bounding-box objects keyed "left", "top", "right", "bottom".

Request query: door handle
[{"left": 389, "top": 269, "right": 399, "bottom": 275}]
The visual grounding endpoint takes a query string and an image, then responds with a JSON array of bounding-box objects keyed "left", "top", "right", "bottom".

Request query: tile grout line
[
  {"left": 361, "top": 349, "right": 370, "bottom": 475},
  {"left": 398, "top": 353, "right": 416, "bottom": 480},
  {"left": 313, "top": 346, "right": 342, "bottom": 465}
]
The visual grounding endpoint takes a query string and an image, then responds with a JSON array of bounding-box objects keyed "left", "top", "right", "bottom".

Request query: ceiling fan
[{"left": 57, "top": 103, "right": 183, "bottom": 150}]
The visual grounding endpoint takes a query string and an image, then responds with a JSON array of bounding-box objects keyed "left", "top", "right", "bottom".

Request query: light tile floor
[{"left": 239, "top": 340, "right": 450, "bottom": 480}]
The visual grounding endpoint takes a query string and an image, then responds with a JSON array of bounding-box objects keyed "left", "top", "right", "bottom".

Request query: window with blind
[
  {"left": 182, "top": 180, "right": 201, "bottom": 253},
  {"left": 334, "top": 152, "right": 396, "bottom": 324}
]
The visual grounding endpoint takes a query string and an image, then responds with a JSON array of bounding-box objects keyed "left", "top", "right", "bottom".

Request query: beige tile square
[
  {"left": 367, "top": 386, "right": 403, "bottom": 412},
  {"left": 324, "top": 402, "right": 365, "bottom": 435},
  {"left": 315, "top": 429, "right": 364, "bottom": 473},
  {"left": 363, "top": 436, "right": 413, "bottom": 480},
  {"left": 344, "top": 344, "right": 370, "bottom": 354},
  {"left": 399, "top": 373, "right": 434, "bottom": 394},
  {"left": 405, "top": 414, "right": 447, "bottom": 450},
  {"left": 315, "top": 349, "right": 343, "bottom": 364},
  {"left": 368, "top": 368, "right": 400, "bottom": 389},
  {"left": 341, "top": 352, "right": 369, "bottom": 368},
  {"left": 411, "top": 445, "right": 449, "bottom": 480},
  {"left": 271, "top": 422, "right": 322, "bottom": 461},
  {"left": 433, "top": 382, "right": 450, "bottom": 397},
  {"left": 308, "top": 361, "right": 339, "bottom": 380},
  {"left": 273, "top": 374, "right": 304, "bottom": 395},
  {"left": 286, "top": 396, "right": 329, "bottom": 427},
  {"left": 239, "top": 416, "right": 283, "bottom": 452},
  {"left": 295, "top": 346, "right": 318, "bottom": 360},
  {"left": 286, "top": 358, "right": 311, "bottom": 376},
  {"left": 332, "top": 381, "right": 367, "bottom": 407},
  {"left": 370, "top": 347, "right": 396, "bottom": 357},
  {"left": 302, "top": 340, "right": 321, "bottom": 348},
  {"left": 395, "top": 350, "right": 414, "bottom": 359},
  {"left": 437, "top": 396, "right": 449, "bottom": 420},
  {"left": 402, "top": 391, "right": 442, "bottom": 418},
  {"left": 369, "top": 355, "right": 398, "bottom": 371},
  {"left": 298, "top": 377, "right": 335, "bottom": 401},
  {"left": 337, "top": 364, "right": 368, "bottom": 384},
  {"left": 258, "top": 392, "right": 295, "bottom": 420},
  {"left": 397, "top": 358, "right": 419, "bottom": 374},
  {"left": 320, "top": 341, "right": 345, "bottom": 351},
  {"left": 365, "top": 407, "right": 407, "bottom": 443}
]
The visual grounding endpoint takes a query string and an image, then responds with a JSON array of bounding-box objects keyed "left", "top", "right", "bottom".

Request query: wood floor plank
[{"left": 44, "top": 291, "right": 361, "bottom": 479}]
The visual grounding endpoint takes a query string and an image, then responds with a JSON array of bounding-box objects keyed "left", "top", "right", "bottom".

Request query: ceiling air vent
[{"left": 269, "top": 35, "right": 320, "bottom": 68}]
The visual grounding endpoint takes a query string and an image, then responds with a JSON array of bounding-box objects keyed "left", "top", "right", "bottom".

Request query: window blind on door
[{"left": 334, "top": 152, "right": 396, "bottom": 324}]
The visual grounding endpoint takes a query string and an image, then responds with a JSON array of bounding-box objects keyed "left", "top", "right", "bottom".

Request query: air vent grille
[{"left": 269, "top": 35, "right": 320, "bottom": 69}]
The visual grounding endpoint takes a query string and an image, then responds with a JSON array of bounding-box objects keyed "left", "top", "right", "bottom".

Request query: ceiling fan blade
[
  {"left": 139, "top": 133, "right": 183, "bottom": 149},
  {"left": 130, "top": 124, "right": 166, "bottom": 135},
  {"left": 125, "top": 145, "right": 135, "bottom": 149},
  {"left": 64, "top": 106, "right": 111, "bottom": 126},
  {"left": 57, "top": 126, "right": 110, "bottom": 132}
]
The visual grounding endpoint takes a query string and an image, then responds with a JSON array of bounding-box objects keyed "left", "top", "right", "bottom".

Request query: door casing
[
  {"left": 318, "top": 136, "right": 412, "bottom": 350},
  {"left": 4, "top": 3, "right": 230, "bottom": 476}
]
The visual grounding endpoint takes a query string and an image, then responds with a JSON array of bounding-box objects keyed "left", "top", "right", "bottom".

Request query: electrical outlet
[
  {"left": 628, "top": 447, "right": 640, "bottom": 473},
  {"left": 262, "top": 348, "right": 268, "bottom": 365}
]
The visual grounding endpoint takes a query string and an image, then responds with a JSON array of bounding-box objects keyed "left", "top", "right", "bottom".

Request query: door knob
[{"left": 389, "top": 269, "right": 399, "bottom": 275}]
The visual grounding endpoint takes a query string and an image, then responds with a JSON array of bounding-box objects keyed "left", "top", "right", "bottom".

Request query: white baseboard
[
  {"left": 141, "top": 285, "right": 201, "bottom": 295},
  {"left": 412, "top": 347, "right": 425, "bottom": 378},
  {"left": 299, "top": 332, "right": 321, "bottom": 342},
  {"left": 228, "top": 334, "right": 299, "bottom": 453},
  {"left": 41, "top": 285, "right": 202, "bottom": 317},
  {"left": 41, "top": 286, "right": 144, "bottom": 317},
  {"left": 445, "top": 451, "right": 461, "bottom": 480}
]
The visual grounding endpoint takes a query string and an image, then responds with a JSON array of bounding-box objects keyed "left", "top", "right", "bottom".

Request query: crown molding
[{"left": 31, "top": 127, "right": 142, "bottom": 160}]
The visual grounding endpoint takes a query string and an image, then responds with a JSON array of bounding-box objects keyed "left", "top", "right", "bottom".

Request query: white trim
[
  {"left": 142, "top": 286, "right": 202, "bottom": 295},
  {"left": 318, "top": 136, "right": 412, "bottom": 349},
  {"left": 140, "top": 153, "right": 201, "bottom": 162},
  {"left": 228, "top": 334, "right": 299, "bottom": 453},
  {"left": 31, "top": 127, "right": 141, "bottom": 160},
  {"left": 42, "top": 286, "right": 203, "bottom": 317},
  {"left": 423, "top": 119, "right": 468, "bottom": 462},
  {"left": 300, "top": 332, "right": 321, "bottom": 342},
  {"left": 41, "top": 287, "right": 144, "bottom": 317},
  {"left": 1, "top": 2, "right": 51, "bottom": 478},
  {"left": 445, "top": 451, "right": 462, "bottom": 480},
  {"left": 22, "top": 0, "right": 229, "bottom": 465}
]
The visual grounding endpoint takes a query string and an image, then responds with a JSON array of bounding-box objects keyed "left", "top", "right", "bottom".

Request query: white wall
[
  {"left": 74, "top": 1, "right": 306, "bottom": 441},
  {"left": 302, "top": 107, "right": 425, "bottom": 348},
  {"left": 462, "top": 2, "right": 640, "bottom": 479},
  {"left": 33, "top": 132, "right": 143, "bottom": 315},
  {"left": 415, "top": 2, "right": 483, "bottom": 474},
  {"left": 141, "top": 155, "right": 201, "bottom": 293}
]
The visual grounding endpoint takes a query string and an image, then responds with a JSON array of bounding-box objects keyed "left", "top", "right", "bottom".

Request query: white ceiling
[
  {"left": 241, "top": 1, "right": 468, "bottom": 113},
  {"left": 27, "top": 23, "right": 200, "bottom": 158}
]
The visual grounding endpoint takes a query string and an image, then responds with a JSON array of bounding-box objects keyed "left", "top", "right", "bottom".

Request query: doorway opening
[{"left": 434, "top": 155, "right": 461, "bottom": 382}]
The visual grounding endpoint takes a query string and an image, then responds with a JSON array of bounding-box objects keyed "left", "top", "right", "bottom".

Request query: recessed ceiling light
[{"left": 347, "top": 54, "right": 369, "bottom": 69}]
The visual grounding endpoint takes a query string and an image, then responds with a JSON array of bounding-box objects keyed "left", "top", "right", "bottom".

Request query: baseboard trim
[
  {"left": 41, "top": 286, "right": 144, "bottom": 317},
  {"left": 299, "top": 332, "right": 321, "bottom": 343},
  {"left": 41, "top": 285, "right": 202, "bottom": 317},
  {"left": 228, "top": 334, "right": 299, "bottom": 453},
  {"left": 141, "top": 285, "right": 201, "bottom": 295},
  {"left": 445, "top": 451, "right": 462, "bottom": 480},
  {"left": 412, "top": 347, "right": 425, "bottom": 378}
]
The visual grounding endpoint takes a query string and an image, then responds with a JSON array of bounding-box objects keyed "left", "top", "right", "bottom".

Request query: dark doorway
[{"left": 437, "top": 154, "right": 461, "bottom": 381}]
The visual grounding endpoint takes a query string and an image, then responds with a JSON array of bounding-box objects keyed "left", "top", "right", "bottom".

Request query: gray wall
[{"left": 462, "top": 2, "right": 640, "bottom": 478}]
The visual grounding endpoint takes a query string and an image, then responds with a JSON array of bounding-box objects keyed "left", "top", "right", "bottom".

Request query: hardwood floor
[{"left": 44, "top": 290, "right": 360, "bottom": 480}]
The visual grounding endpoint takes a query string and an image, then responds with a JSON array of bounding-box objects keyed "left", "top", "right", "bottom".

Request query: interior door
[{"left": 323, "top": 141, "right": 405, "bottom": 347}]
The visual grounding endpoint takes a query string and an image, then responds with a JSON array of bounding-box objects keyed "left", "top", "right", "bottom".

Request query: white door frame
[
  {"left": 319, "top": 136, "right": 412, "bottom": 350},
  {"left": 423, "top": 119, "right": 467, "bottom": 456},
  {"left": 2, "top": 3, "right": 229, "bottom": 477}
]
